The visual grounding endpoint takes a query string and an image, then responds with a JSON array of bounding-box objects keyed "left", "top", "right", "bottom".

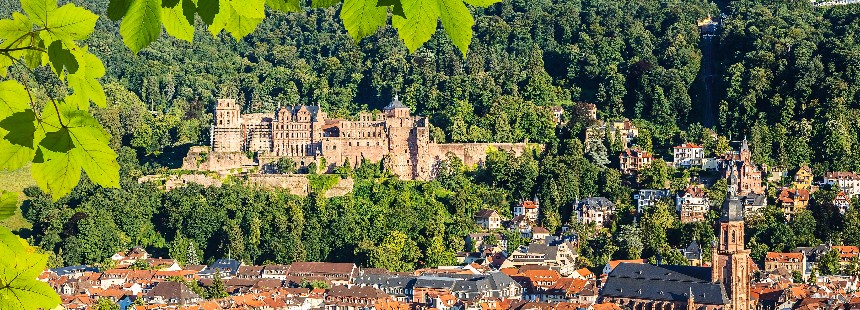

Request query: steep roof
[
  {"left": 601, "top": 263, "right": 728, "bottom": 305},
  {"left": 145, "top": 281, "right": 200, "bottom": 300},
  {"left": 383, "top": 95, "right": 408, "bottom": 111}
]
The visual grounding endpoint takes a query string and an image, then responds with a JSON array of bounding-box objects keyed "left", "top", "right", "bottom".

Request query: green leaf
[
  {"left": 0, "top": 110, "right": 38, "bottom": 148},
  {"left": 197, "top": 0, "right": 220, "bottom": 25},
  {"left": 462, "top": 0, "right": 499, "bottom": 7},
  {"left": 107, "top": 0, "right": 133, "bottom": 21},
  {"left": 47, "top": 40, "right": 78, "bottom": 76},
  {"left": 21, "top": 0, "right": 57, "bottom": 27},
  {"left": 231, "top": 0, "right": 266, "bottom": 19},
  {"left": 311, "top": 0, "right": 341, "bottom": 8},
  {"left": 0, "top": 226, "right": 61, "bottom": 310},
  {"left": 162, "top": 0, "right": 196, "bottom": 42},
  {"left": 41, "top": 3, "right": 99, "bottom": 43},
  {"left": 66, "top": 111, "right": 119, "bottom": 189},
  {"left": 0, "top": 12, "right": 33, "bottom": 49},
  {"left": 120, "top": 0, "right": 162, "bottom": 53},
  {"left": 32, "top": 130, "right": 81, "bottom": 201},
  {"left": 266, "top": 0, "right": 301, "bottom": 12},
  {"left": 163, "top": 0, "right": 181, "bottom": 7},
  {"left": 66, "top": 48, "right": 106, "bottom": 109},
  {"left": 32, "top": 104, "right": 117, "bottom": 200},
  {"left": 209, "top": 0, "right": 264, "bottom": 40},
  {"left": 0, "top": 191, "right": 17, "bottom": 220},
  {"left": 377, "top": 0, "right": 404, "bottom": 18},
  {"left": 0, "top": 80, "right": 29, "bottom": 121},
  {"left": 392, "top": 0, "right": 439, "bottom": 53},
  {"left": 342, "top": 0, "right": 388, "bottom": 42},
  {"left": 0, "top": 110, "right": 39, "bottom": 171},
  {"left": 438, "top": 0, "right": 472, "bottom": 56}
]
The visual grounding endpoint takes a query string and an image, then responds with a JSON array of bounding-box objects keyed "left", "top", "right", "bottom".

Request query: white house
[
  {"left": 635, "top": 189, "right": 672, "bottom": 214},
  {"left": 676, "top": 186, "right": 709, "bottom": 223},
  {"left": 673, "top": 143, "right": 704, "bottom": 168},
  {"left": 824, "top": 172, "right": 860, "bottom": 198}
]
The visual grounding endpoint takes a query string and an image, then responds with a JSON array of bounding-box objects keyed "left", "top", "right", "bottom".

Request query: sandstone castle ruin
[{"left": 183, "top": 97, "right": 535, "bottom": 179}]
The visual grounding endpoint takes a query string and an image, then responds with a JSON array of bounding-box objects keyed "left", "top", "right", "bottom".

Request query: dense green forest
[{"left": 7, "top": 0, "right": 860, "bottom": 272}]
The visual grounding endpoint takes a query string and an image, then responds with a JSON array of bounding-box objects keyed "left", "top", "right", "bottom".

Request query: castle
[{"left": 196, "top": 97, "right": 535, "bottom": 179}]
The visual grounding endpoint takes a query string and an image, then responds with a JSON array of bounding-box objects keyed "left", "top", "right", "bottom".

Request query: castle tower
[
  {"left": 740, "top": 137, "right": 751, "bottom": 163},
  {"left": 712, "top": 161, "right": 751, "bottom": 310},
  {"left": 212, "top": 99, "right": 243, "bottom": 152}
]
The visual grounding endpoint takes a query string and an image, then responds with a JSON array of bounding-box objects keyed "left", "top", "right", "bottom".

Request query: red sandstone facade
[{"left": 207, "top": 97, "right": 534, "bottom": 180}]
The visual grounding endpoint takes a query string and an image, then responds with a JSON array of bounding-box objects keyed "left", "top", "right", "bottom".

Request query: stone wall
[
  {"left": 427, "top": 142, "right": 538, "bottom": 167},
  {"left": 246, "top": 174, "right": 354, "bottom": 197},
  {"left": 138, "top": 173, "right": 223, "bottom": 190},
  {"left": 181, "top": 146, "right": 256, "bottom": 173}
]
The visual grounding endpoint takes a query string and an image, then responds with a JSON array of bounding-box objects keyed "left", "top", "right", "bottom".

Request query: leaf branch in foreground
[{"left": 0, "top": 226, "right": 60, "bottom": 310}]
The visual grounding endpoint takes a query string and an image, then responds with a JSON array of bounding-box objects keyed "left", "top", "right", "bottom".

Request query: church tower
[{"left": 712, "top": 161, "right": 750, "bottom": 310}]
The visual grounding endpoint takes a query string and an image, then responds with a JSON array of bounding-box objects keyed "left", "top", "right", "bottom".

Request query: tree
[
  {"left": 207, "top": 273, "right": 229, "bottom": 299},
  {"left": 818, "top": 248, "right": 841, "bottom": 275},
  {"left": 94, "top": 298, "right": 119, "bottom": 310},
  {"left": 275, "top": 157, "right": 297, "bottom": 174},
  {"left": 615, "top": 224, "right": 644, "bottom": 259},
  {"left": 639, "top": 159, "right": 672, "bottom": 189},
  {"left": 360, "top": 231, "right": 421, "bottom": 272}
]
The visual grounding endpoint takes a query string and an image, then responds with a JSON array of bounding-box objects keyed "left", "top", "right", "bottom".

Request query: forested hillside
[{"left": 6, "top": 0, "right": 860, "bottom": 273}]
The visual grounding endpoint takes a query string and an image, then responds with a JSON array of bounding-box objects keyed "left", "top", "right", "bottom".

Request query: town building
[
  {"left": 834, "top": 191, "right": 851, "bottom": 214},
  {"left": 739, "top": 193, "right": 767, "bottom": 215},
  {"left": 600, "top": 162, "right": 751, "bottom": 310},
  {"left": 575, "top": 197, "right": 616, "bottom": 229},
  {"left": 793, "top": 166, "right": 814, "bottom": 190},
  {"left": 474, "top": 209, "right": 503, "bottom": 230},
  {"left": 673, "top": 143, "right": 704, "bottom": 168},
  {"left": 551, "top": 106, "right": 564, "bottom": 124},
  {"left": 500, "top": 241, "right": 578, "bottom": 276},
  {"left": 634, "top": 189, "right": 672, "bottom": 214},
  {"left": 196, "top": 97, "right": 533, "bottom": 180},
  {"left": 619, "top": 147, "right": 652, "bottom": 174},
  {"left": 144, "top": 281, "right": 201, "bottom": 305},
  {"left": 777, "top": 188, "right": 810, "bottom": 221},
  {"left": 676, "top": 185, "right": 709, "bottom": 223},
  {"left": 679, "top": 241, "right": 704, "bottom": 266},
  {"left": 720, "top": 138, "right": 764, "bottom": 195},
  {"left": 514, "top": 198, "right": 540, "bottom": 222},
  {"left": 824, "top": 172, "right": 860, "bottom": 198},
  {"left": 764, "top": 252, "right": 806, "bottom": 275}
]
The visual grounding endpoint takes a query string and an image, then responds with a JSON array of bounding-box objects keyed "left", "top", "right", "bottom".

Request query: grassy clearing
[{"left": 0, "top": 166, "right": 35, "bottom": 232}]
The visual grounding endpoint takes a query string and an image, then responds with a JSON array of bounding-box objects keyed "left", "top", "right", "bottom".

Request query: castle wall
[{"left": 182, "top": 146, "right": 256, "bottom": 173}]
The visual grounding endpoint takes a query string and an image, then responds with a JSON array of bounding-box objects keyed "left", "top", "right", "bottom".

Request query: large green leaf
[
  {"left": 266, "top": 0, "right": 301, "bottom": 12},
  {"left": 392, "top": 0, "right": 439, "bottom": 53},
  {"left": 0, "top": 226, "right": 60, "bottom": 310},
  {"left": 311, "top": 0, "right": 341, "bottom": 8},
  {"left": 107, "top": 0, "right": 133, "bottom": 21},
  {"left": 46, "top": 40, "right": 79, "bottom": 76},
  {"left": 66, "top": 110, "right": 119, "bottom": 189},
  {"left": 209, "top": 0, "right": 265, "bottom": 40},
  {"left": 162, "top": 0, "right": 196, "bottom": 42},
  {"left": 341, "top": 0, "right": 388, "bottom": 42},
  {"left": 32, "top": 103, "right": 117, "bottom": 199},
  {"left": 438, "top": 0, "right": 472, "bottom": 56},
  {"left": 20, "top": 0, "right": 57, "bottom": 27},
  {"left": 196, "top": 0, "right": 220, "bottom": 25},
  {"left": 41, "top": 3, "right": 98, "bottom": 44},
  {"left": 0, "top": 12, "right": 33, "bottom": 49},
  {"left": 0, "top": 191, "right": 17, "bottom": 220},
  {"left": 32, "top": 129, "right": 81, "bottom": 200},
  {"left": 67, "top": 48, "right": 106, "bottom": 109},
  {"left": 120, "top": 0, "right": 162, "bottom": 53},
  {"left": 0, "top": 80, "right": 29, "bottom": 121}
]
